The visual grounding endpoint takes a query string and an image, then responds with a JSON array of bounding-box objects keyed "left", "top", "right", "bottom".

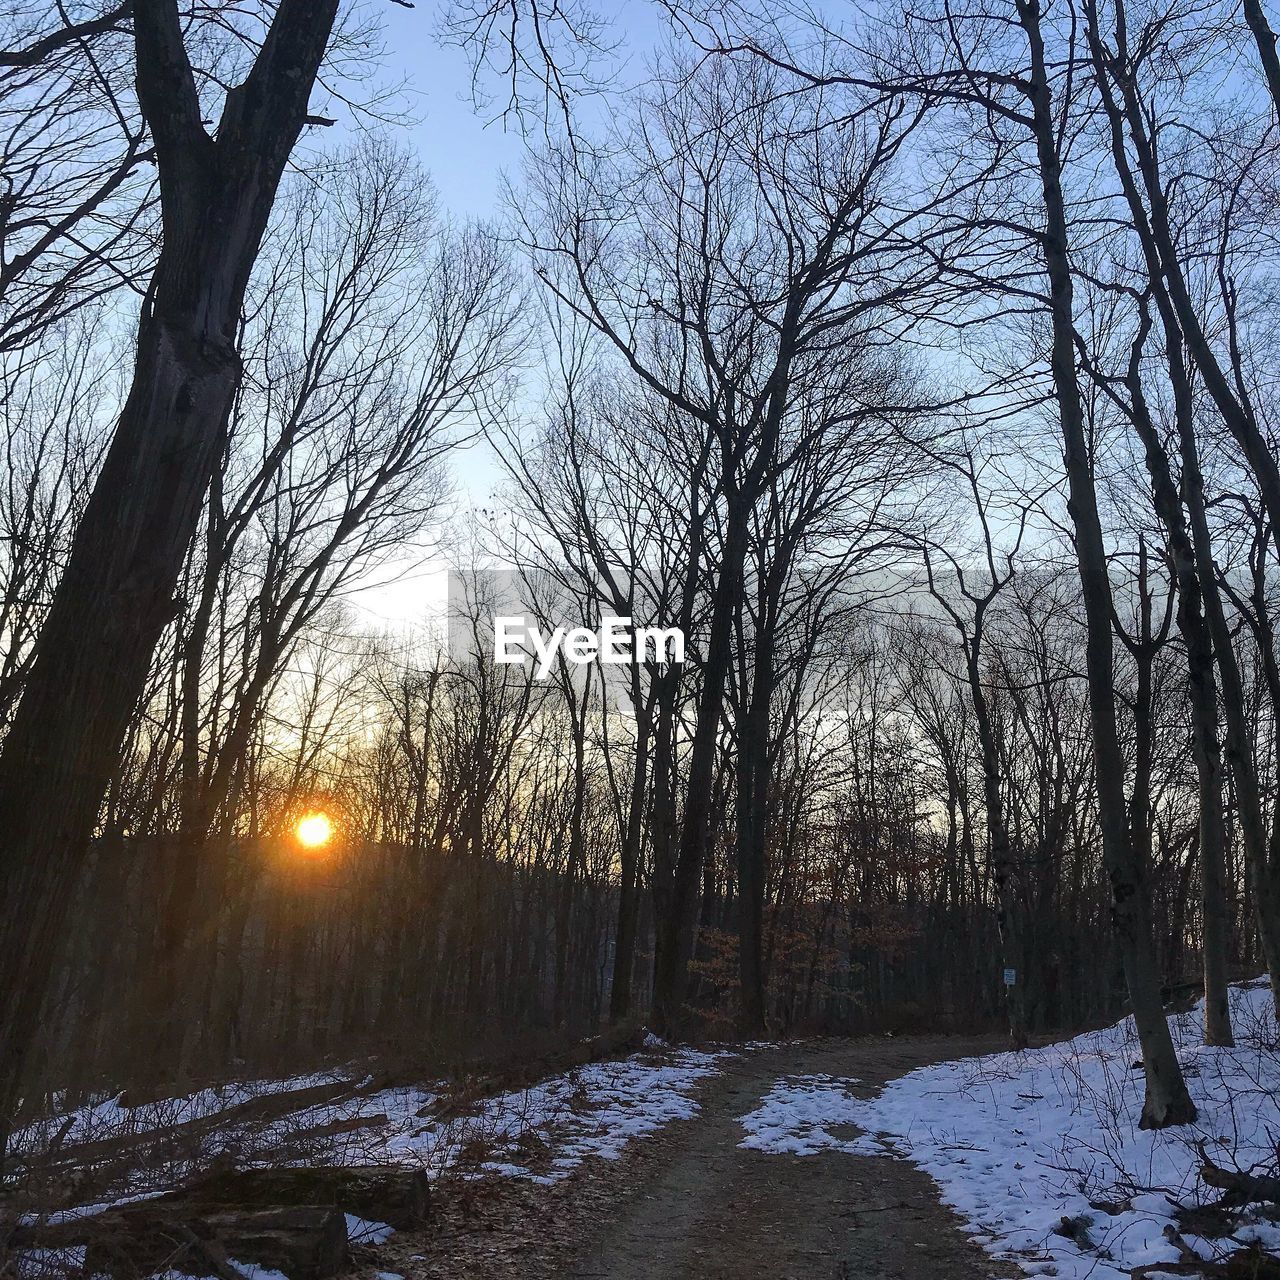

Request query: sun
[{"left": 295, "top": 811, "right": 334, "bottom": 850}]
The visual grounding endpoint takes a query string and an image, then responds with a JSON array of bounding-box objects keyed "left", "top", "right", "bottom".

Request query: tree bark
[
  {"left": 735, "top": 600, "right": 774, "bottom": 1037},
  {"left": 651, "top": 499, "right": 750, "bottom": 1035},
  {"left": 1096, "top": 0, "right": 1280, "bottom": 559},
  {"left": 1243, "top": 0, "right": 1280, "bottom": 121},
  {"left": 610, "top": 672, "right": 649, "bottom": 1021}
]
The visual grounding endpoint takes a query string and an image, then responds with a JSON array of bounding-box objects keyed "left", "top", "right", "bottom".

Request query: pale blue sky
[
  {"left": 377, "top": 1, "right": 673, "bottom": 217},
  {"left": 347, "top": 2, "right": 674, "bottom": 629}
]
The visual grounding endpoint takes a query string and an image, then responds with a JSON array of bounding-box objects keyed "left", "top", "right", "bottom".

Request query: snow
[
  {"left": 407, "top": 1049, "right": 729, "bottom": 1184},
  {"left": 7, "top": 1042, "right": 731, "bottom": 1264},
  {"left": 9, "top": 1070, "right": 349, "bottom": 1159},
  {"left": 226, "top": 1264, "right": 288, "bottom": 1280},
  {"left": 346, "top": 1213, "right": 395, "bottom": 1244},
  {"left": 738, "top": 1074, "right": 865, "bottom": 1155},
  {"left": 23, "top": 989, "right": 1280, "bottom": 1280},
  {"left": 737, "top": 979, "right": 1280, "bottom": 1279},
  {"left": 19, "top": 1189, "right": 166, "bottom": 1227},
  {"left": 7, "top": 1042, "right": 729, "bottom": 1280}
]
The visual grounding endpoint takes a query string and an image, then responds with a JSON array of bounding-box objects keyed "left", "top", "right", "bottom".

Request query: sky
[{"left": 342, "top": 2, "right": 675, "bottom": 631}]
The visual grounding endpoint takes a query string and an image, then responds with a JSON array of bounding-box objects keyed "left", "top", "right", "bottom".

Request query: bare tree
[
  {"left": 0, "top": 2, "right": 153, "bottom": 357},
  {"left": 921, "top": 442, "right": 1034, "bottom": 1049},
  {"left": 521, "top": 49, "right": 960, "bottom": 1034},
  {"left": 0, "top": 0, "right": 341, "bottom": 1143}
]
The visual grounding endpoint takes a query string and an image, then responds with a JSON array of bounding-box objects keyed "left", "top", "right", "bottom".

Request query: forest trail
[{"left": 389, "top": 1034, "right": 1019, "bottom": 1280}]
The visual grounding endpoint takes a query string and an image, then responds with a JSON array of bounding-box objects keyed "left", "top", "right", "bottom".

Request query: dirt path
[{"left": 378, "top": 1034, "right": 1019, "bottom": 1280}]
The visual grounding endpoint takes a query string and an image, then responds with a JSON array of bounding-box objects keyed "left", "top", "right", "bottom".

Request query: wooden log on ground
[
  {"left": 79, "top": 1215, "right": 241, "bottom": 1280},
  {"left": 175, "top": 1163, "right": 430, "bottom": 1229},
  {"left": 18, "top": 1204, "right": 349, "bottom": 1280},
  {"left": 197, "top": 1207, "right": 348, "bottom": 1280},
  {"left": 1197, "top": 1142, "right": 1280, "bottom": 1206}
]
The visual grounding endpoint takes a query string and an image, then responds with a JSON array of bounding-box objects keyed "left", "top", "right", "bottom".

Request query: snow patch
[
  {"left": 738, "top": 1074, "right": 865, "bottom": 1155},
  {"left": 7, "top": 1045, "right": 732, "bottom": 1248},
  {"left": 422, "top": 1048, "right": 729, "bottom": 1184},
  {"left": 345, "top": 1213, "right": 395, "bottom": 1245},
  {"left": 9, "top": 1070, "right": 351, "bottom": 1159},
  {"left": 226, "top": 1264, "right": 289, "bottom": 1280}
]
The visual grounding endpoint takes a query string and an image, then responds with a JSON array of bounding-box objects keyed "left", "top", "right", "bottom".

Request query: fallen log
[
  {"left": 1198, "top": 1142, "right": 1280, "bottom": 1206},
  {"left": 195, "top": 1207, "right": 348, "bottom": 1280},
  {"left": 17, "top": 1204, "right": 349, "bottom": 1280},
  {"left": 174, "top": 1163, "right": 429, "bottom": 1229},
  {"left": 1131, "top": 1244, "right": 1280, "bottom": 1278},
  {"left": 292, "top": 1113, "right": 391, "bottom": 1143},
  {"left": 83, "top": 1218, "right": 246, "bottom": 1280}
]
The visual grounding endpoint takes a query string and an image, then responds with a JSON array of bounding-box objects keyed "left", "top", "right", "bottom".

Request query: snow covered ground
[
  {"left": 13, "top": 1044, "right": 729, "bottom": 1197},
  {"left": 373, "top": 1045, "right": 728, "bottom": 1183},
  {"left": 9, "top": 1070, "right": 348, "bottom": 1164},
  {"left": 24, "top": 988, "right": 1280, "bottom": 1280},
  {"left": 7, "top": 1042, "right": 729, "bottom": 1277},
  {"left": 738, "top": 979, "right": 1280, "bottom": 1279}
]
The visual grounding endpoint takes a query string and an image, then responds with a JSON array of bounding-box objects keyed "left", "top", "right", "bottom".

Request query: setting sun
[{"left": 295, "top": 811, "right": 333, "bottom": 849}]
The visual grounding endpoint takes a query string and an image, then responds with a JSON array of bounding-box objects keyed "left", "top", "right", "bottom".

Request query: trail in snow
[{"left": 23, "top": 993, "right": 1280, "bottom": 1280}]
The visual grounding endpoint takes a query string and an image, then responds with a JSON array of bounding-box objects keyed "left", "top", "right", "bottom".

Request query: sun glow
[{"left": 295, "top": 811, "right": 334, "bottom": 849}]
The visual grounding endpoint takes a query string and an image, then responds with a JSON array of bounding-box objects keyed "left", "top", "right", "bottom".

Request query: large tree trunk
[
  {"left": 735, "top": 612, "right": 774, "bottom": 1038},
  {"left": 1243, "top": 0, "right": 1280, "bottom": 121},
  {"left": 1019, "top": 0, "right": 1195, "bottom": 1126},
  {"left": 651, "top": 500, "right": 749, "bottom": 1036},
  {"left": 1095, "top": 0, "right": 1280, "bottom": 559},
  {"left": 0, "top": 0, "right": 339, "bottom": 1147},
  {"left": 1179, "top": 413, "right": 1280, "bottom": 1010}
]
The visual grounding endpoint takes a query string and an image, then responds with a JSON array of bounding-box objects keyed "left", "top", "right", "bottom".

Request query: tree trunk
[
  {"left": 1116, "top": 328, "right": 1234, "bottom": 1046},
  {"left": 651, "top": 501, "right": 749, "bottom": 1035},
  {"left": 1096, "top": 0, "right": 1280, "bottom": 560},
  {"left": 967, "top": 634, "right": 1029, "bottom": 1049},
  {"left": 1020, "top": 0, "right": 1195, "bottom": 1126},
  {"left": 1082, "top": 5, "right": 1244, "bottom": 1041},
  {"left": 735, "top": 602, "right": 775, "bottom": 1037},
  {"left": 610, "top": 682, "right": 649, "bottom": 1021},
  {"left": 1243, "top": 0, "right": 1280, "bottom": 122}
]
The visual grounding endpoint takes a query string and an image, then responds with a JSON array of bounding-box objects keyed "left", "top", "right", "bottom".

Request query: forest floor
[
  {"left": 373, "top": 1034, "right": 1017, "bottom": 1280},
  {"left": 16, "top": 992, "right": 1274, "bottom": 1278}
]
